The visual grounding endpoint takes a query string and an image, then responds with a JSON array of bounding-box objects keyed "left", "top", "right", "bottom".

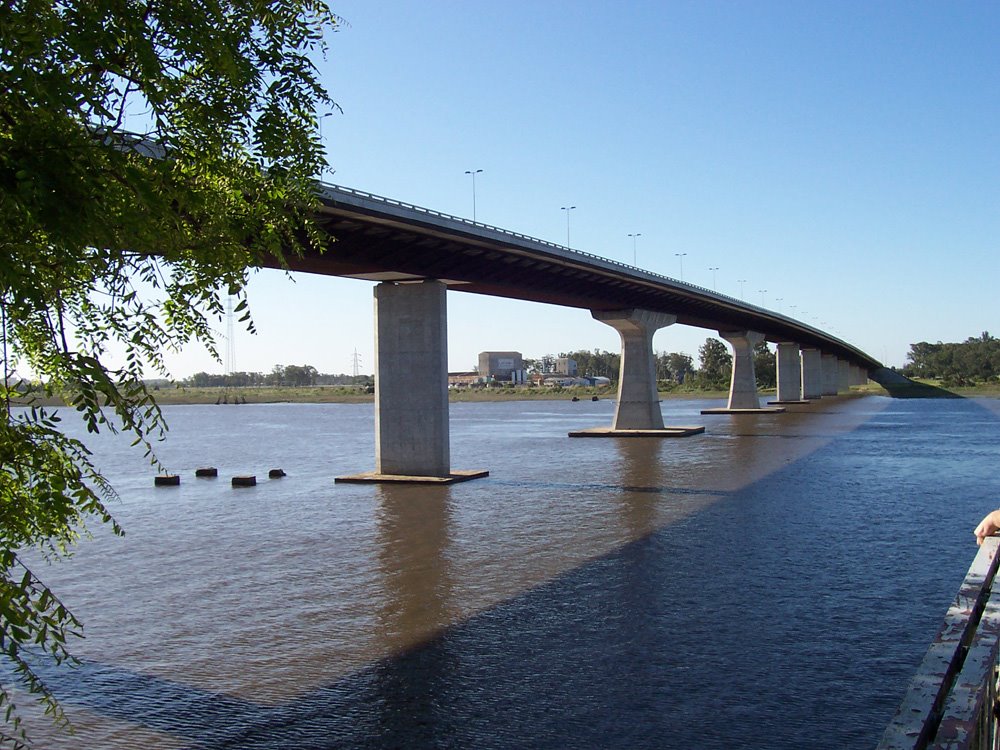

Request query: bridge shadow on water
[{"left": 33, "top": 396, "right": 1000, "bottom": 749}]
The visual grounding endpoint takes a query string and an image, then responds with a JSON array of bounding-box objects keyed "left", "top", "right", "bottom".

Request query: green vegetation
[
  {"left": 902, "top": 332, "right": 1000, "bottom": 387},
  {"left": 1, "top": 0, "right": 336, "bottom": 744},
  {"left": 528, "top": 337, "right": 776, "bottom": 391}
]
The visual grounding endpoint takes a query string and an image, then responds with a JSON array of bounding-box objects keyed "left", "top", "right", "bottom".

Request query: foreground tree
[{"left": 1, "top": 0, "right": 337, "bottom": 744}]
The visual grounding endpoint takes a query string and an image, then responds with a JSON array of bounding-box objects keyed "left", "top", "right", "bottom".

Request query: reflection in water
[
  {"left": 373, "top": 484, "right": 455, "bottom": 652},
  {"left": 371, "top": 483, "right": 457, "bottom": 747}
]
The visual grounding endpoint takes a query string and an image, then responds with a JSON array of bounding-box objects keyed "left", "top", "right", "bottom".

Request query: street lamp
[
  {"left": 775, "top": 297, "right": 783, "bottom": 312},
  {"left": 758, "top": 289, "right": 767, "bottom": 307},
  {"left": 737, "top": 279, "right": 747, "bottom": 300},
  {"left": 561, "top": 206, "right": 576, "bottom": 248},
  {"left": 628, "top": 233, "right": 642, "bottom": 265},
  {"left": 674, "top": 252, "right": 687, "bottom": 281},
  {"left": 464, "top": 169, "right": 483, "bottom": 222},
  {"left": 708, "top": 266, "right": 719, "bottom": 291}
]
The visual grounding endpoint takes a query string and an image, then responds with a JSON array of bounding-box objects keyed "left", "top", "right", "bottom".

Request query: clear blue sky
[{"left": 166, "top": 1, "right": 999, "bottom": 377}]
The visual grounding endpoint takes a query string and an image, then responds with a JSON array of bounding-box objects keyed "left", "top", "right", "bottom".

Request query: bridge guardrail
[{"left": 878, "top": 537, "right": 1000, "bottom": 750}]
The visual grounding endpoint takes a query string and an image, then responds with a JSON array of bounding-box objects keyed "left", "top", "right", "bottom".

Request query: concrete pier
[
  {"left": 337, "top": 280, "right": 487, "bottom": 484},
  {"left": 570, "top": 309, "right": 703, "bottom": 438},
  {"left": 837, "top": 359, "right": 851, "bottom": 392},
  {"left": 702, "top": 331, "right": 784, "bottom": 414},
  {"left": 821, "top": 354, "right": 839, "bottom": 396},
  {"left": 771, "top": 342, "right": 808, "bottom": 404},
  {"left": 800, "top": 348, "right": 823, "bottom": 400}
]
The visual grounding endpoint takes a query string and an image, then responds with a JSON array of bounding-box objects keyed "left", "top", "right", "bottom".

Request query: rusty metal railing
[{"left": 878, "top": 537, "right": 1000, "bottom": 750}]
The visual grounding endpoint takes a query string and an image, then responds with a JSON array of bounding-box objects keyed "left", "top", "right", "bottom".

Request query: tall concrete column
[
  {"left": 374, "top": 280, "right": 450, "bottom": 476},
  {"left": 594, "top": 309, "right": 676, "bottom": 429},
  {"left": 800, "top": 348, "right": 823, "bottom": 400},
  {"left": 821, "top": 354, "right": 839, "bottom": 396},
  {"left": 338, "top": 280, "right": 487, "bottom": 484},
  {"left": 838, "top": 359, "right": 851, "bottom": 392},
  {"left": 774, "top": 342, "right": 802, "bottom": 402},
  {"left": 570, "top": 309, "right": 704, "bottom": 438},
  {"left": 721, "top": 330, "right": 764, "bottom": 409}
]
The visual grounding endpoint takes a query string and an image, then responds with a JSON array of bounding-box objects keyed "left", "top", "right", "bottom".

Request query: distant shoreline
[{"left": 15, "top": 380, "right": 1000, "bottom": 408}]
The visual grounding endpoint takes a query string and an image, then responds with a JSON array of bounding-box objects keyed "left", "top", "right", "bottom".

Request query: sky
[{"left": 165, "top": 1, "right": 999, "bottom": 378}]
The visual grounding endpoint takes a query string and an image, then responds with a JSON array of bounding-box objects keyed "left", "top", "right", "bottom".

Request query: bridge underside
[{"left": 274, "top": 199, "right": 878, "bottom": 368}]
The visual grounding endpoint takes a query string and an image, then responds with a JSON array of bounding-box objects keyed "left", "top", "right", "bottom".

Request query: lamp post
[
  {"left": 708, "top": 266, "right": 719, "bottom": 291},
  {"left": 758, "top": 289, "right": 767, "bottom": 307},
  {"left": 464, "top": 169, "right": 483, "bottom": 222},
  {"left": 737, "top": 279, "right": 747, "bottom": 300},
  {"left": 674, "top": 252, "right": 687, "bottom": 281},
  {"left": 561, "top": 206, "right": 576, "bottom": 248},
  {"left": 775, "top": 297, "right": 783, "bottom": 312},
  {"left": 628, "top": 233, "right": 642, "bottom": 265}
]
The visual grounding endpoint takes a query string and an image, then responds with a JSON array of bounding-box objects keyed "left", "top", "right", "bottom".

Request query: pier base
[
  {"left": 569, "top": 426, "right": 705, "bottom": 438},
  {"left": 336, "top": 470, "right": 489, "bottom": 485},
  {"left": 701, "top": 407, "right": 786, "bottom": 415}
]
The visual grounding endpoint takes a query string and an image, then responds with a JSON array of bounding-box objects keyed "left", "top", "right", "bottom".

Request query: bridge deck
[{"left": 275, "top": 182, "right": 881, "bottom": 371}]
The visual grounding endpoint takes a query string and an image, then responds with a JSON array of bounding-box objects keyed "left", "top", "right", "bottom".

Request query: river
[{"left": 10, "top": 394, "right": 1000, "bottom": 749}]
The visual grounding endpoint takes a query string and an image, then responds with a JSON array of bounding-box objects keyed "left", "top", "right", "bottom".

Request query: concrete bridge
[{"left": 288, "top": 183, "right": 882, "bottom": 482}]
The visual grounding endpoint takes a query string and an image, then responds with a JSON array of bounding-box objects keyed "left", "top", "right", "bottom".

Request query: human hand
[{"left": 974, "top": 510, "right": 1000, "bottom": 546}]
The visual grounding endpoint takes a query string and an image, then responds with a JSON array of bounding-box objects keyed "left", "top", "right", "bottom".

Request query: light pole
[
  {"left": 708, "top": 266, "right": 719, "bottom": 291},
  {"left": 675, "top": 252, "right": 687, "bottom": 281},
  {"left": 628, "top": 233, "right": 642, "bottom": 265},
  {"left": 464, "top": 169, "right": 483, "bottom": 222},
  {"left": 758, "top": 289, "right": 767, "bottom": 307},
  {"left": 561, "top": 206, "right": 576, "bottom": 248},
  {"left": 737, "top": 279, "right": 747, "bottom": 300},
  {"left": 775, "top": 297, "right": 783, "bottom": 312}
]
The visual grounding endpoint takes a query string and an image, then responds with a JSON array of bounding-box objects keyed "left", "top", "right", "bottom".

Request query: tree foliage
[
  {"left": 559, "top": 349, "right": 620, "bottom": 380},
  {"left": 696, "top": 338, "right": 732, "bottom": 389},
  {"left": 902, "top": 332, "right": 1000, "bottom": 385},
  {"left": 1, "top": 0, "right": 337, "bottom": 743}
]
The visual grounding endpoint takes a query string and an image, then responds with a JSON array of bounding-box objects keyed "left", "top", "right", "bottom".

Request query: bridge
[{"left": 284, "top": 182, "right": 883, "bottom": 482}]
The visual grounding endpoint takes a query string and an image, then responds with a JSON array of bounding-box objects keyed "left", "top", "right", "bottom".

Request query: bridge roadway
[{"left": 283, "top": 182, "right": 882, "bottom": 482}]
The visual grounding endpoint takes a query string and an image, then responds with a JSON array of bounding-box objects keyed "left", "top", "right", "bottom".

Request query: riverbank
[
  {"left": 148, "top": 385, "right": 736, "bottom": 405},
  {"left": 18, "top": 379, "right": 998, "bottom": 408}
]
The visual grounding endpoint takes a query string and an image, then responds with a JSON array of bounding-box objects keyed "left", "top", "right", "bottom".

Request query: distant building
[
  {"left": 555, "top": 357, "right": 577, "bottom": 376},
  {"left": 447, "top": 371, "right": 482, "bottom": 388},
  {"left": 478, "top": 351, "right": 524, "bottom": 382}
]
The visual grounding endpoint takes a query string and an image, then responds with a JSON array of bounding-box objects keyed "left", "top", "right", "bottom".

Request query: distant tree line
[
  {"left": 902, "top": 332, "right": 1000, "bottom": 386},
  {"left": 523, "top": 338, "right": 777, "bottom": 391},
  {"left": 181, "top": 365, "right": 373, "bottom": 388}
]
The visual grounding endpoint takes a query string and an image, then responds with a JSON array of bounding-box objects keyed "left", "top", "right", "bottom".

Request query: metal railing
[{"left": 878, "top": 537, "right": 1000, "bottom": 749}]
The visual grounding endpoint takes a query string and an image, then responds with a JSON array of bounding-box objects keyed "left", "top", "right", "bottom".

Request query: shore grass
[{"left": 27, "top": 378, "right": 1000, "bottom": 408}]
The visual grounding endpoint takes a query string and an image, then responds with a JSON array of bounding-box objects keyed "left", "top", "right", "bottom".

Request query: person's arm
[{"left": 974, "top": 510, "right": 1000, "bottom": 545}]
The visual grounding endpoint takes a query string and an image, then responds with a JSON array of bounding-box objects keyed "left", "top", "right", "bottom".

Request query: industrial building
[{"left": 478, "top": 351, "right": 526, "bottom": 383}]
